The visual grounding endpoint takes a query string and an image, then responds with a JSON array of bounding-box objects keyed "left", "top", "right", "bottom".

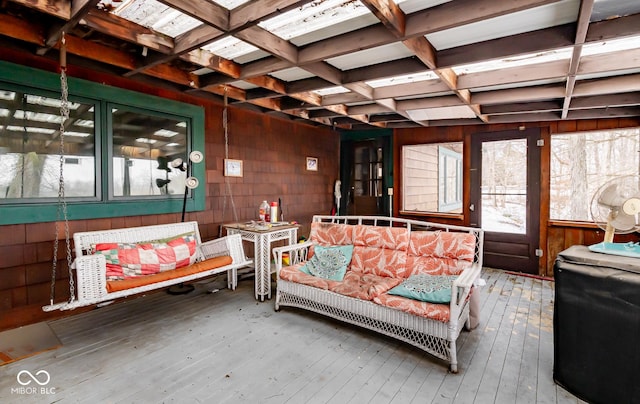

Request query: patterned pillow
[
  {"left": 299, "top": 245, "right": 354, "bottom": 281},
  {"left": 387, "top": 274, "right": 457, "bottom": 303},
  {"left": 93, "top": 232, "right": 197, "bottom": 280}
]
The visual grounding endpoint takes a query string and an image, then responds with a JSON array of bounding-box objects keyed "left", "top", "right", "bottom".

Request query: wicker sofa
[
  {"left": 44, "top": 221, "right": 251, "bottom": 311},
  {"left": 272, "top": 215, "right": 483, "bottom": 373}
]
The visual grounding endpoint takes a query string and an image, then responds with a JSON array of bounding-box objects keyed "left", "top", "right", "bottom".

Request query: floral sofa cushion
[
  {"left": 408, "top": 231, "right": 476, "bottom": 261},
  {"left": 329, "top": 271, "right": 402, "bottom": 301},
  {"left": 309, "top": 222, "right": 355, "bottom": 246},
  {"left": 373, "top": 294, "right": 452, "bottom": 323},
  {"left": 405, "top": 256, "right": 470, "bottom": 276},
  {"left": 350, "top": 225, "right": 410, "bottom": 278},
  {"left": 280, "top": 263, "right": 341, "bottom": 290}
]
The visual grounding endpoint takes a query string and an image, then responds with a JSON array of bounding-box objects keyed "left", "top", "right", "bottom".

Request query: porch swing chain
[
  {"left": 220, "top": 86, "right": 238, "bottom": 235},
  {"left": 50, "top": 33, "right": 74, "bottom": 306}
]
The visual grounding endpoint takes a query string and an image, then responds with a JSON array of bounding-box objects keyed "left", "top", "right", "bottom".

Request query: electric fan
[{"left": 588, "top": 175, "right": 640, "bottom": 257}]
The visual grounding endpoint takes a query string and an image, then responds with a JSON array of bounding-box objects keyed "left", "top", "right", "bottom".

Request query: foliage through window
[
  {"left": 550, "top": 127, "right": 640, "bottom": 221},
  {"left": 402, "top": 142, "right": 463, "bottom": 214}
]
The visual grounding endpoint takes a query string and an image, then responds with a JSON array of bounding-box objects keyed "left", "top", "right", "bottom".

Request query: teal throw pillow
[
  {"left": 387, "top": 274, "right": 458, "bottom": 303},
  {"left": 299, "top": 245, "right": 354, "bottom": 281}
]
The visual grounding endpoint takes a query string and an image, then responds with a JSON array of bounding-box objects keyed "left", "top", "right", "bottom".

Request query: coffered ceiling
[{"left": 1, "top": 0, "right": 639, "bottom": 129}]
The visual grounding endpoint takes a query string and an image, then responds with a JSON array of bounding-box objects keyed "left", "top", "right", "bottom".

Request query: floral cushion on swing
[{"left": 93, "top": 232, "right": 198, "bottom": 280}]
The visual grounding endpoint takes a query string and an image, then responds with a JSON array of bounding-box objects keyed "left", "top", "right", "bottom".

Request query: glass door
[
  {"left": 350, "top": 141, "right": 383, "bottom": 215},
  {"left": 470, "top": 129, "right": 541, "bottom": 274}
]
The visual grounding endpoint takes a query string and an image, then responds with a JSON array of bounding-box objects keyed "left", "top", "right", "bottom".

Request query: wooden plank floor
[{"left": 0, "top": 269, "right": 585, "bottom": 403}]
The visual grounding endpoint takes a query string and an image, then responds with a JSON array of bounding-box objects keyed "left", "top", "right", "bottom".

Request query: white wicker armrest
[
  {"left": 449, "top": 262, "right": 482, "bottom": 320},
  {"left": 74, "top": 254, "right": 108, "bottom": 302},
  {"left": 272, "top": 241, "right": 313, "bottom": 275},
  {"left": 200, "top": 234, "right": 246, "bottom": 264}
]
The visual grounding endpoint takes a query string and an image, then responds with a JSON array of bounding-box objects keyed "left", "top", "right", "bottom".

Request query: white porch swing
[{"left": 43, "top": 36, "right": 250, "bottom": 312}]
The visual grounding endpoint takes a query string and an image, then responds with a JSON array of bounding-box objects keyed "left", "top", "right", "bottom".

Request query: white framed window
[{"left": 402, "top": 142, "right": 463, "bottom": 214}]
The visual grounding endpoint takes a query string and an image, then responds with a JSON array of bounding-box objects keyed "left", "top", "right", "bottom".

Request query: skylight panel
[
  {"left": 259, "top": 0, "right": 370, "bottom": 41},
  {"left": 582, "top": 35, "right": 640, "bottom": 56},
  {"left": 105, "top": 0, "right": 200, "bottom": 37},
  {"left": 366, "top": 71, "right": 439, "bottom": 88},
  {"left": 210, "top": 0, "right": 252, "bottom": 10},
  {"left": 452, "top": 47, "right": 573, "bottom": 75},
  {"left": 328, "top": 43, "right": 413, "bottom": 70},
  {"left": 313, "top": 86, "right": 350, "bottom": 96},
  {"left": 202, "top": 36, "right": 260, "bottom": 61},
  {"left": 427, "top": 0, "right": 579, "bottom": 50},
  {"left": 395, "top": 0, "right": 451, "bottom": 14},
  {"left": 270, "top": 67, "right": 315, "bottom": 82}
]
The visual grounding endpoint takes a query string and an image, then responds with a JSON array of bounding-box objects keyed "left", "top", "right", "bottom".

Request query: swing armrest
[
  {"left": 200, "top": 234, "right": 248, "bottom": 266},
  {"left": 74, "top": 254, "right": 109, "bottom": 302}
]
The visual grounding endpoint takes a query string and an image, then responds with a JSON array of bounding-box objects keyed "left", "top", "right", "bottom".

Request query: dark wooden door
[
  {"left": 348, "top": 141, "right": 384, "bottom": 216},
  {"left": 470, "top": 128, "right": 541, "bottom": 274}
]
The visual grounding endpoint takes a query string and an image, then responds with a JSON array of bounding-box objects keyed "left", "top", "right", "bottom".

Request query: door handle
[{"left": 469, "top": 204, "right": 475, "bottom": 212}]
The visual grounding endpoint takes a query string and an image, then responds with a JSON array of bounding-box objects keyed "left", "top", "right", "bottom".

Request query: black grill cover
[{"left": 554, "top": 245, "right": 640, "bottom": 404}]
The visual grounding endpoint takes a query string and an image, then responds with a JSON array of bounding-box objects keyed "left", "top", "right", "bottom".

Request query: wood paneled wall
[
  {"left": 394, "top": 119, "right": 640, "bottom": 277},
  {"left": 0, "top": 49, "right": 339, "bottom": 331}
]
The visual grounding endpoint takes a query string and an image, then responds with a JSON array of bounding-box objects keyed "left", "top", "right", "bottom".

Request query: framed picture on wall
[
  {"left": 306, "top": 157, "right": 318, "bottom": 171},
  {"left": 224, "top": 159, "right": 243, "bottom": 177}
]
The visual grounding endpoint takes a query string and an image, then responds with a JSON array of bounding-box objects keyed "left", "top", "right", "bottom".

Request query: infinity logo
[{"left": 17, "top": 370, "right": 50, "bottom": 386}]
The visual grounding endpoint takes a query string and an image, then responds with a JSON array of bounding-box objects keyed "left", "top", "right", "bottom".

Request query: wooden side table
[{"left": 224, "top": 222, "right": 298, "bottom": 301}]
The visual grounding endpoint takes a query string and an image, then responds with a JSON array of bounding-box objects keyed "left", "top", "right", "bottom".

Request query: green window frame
[{"left": 0, "top": 61, "right": 205, "bottom": 225}]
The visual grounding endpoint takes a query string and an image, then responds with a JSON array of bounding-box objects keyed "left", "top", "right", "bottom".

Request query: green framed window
[{"left": 0, "top": 61, "right": 205, "bottom": 225}]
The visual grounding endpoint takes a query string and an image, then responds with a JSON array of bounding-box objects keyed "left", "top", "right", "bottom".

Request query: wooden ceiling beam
[
  {"left": 235, "top": 26, "right": 298, "bottom": 64},
  {"left": 321, "top": 92, "right": 369, "bottom": 106},
  {"left": 342, "top": 57, "right": 427, "bottom": 85},
  {"left": 298, "top": 0, "right": 561, "bottom": 65},
  {"left": 396, "top": 95, "right": 463, "bottom": 111},
  {"left": 438, "top": 24, "right": 575, "bottom": 68},
  {"left": 360, "top": 0, "right": 406, "bottom": 37},
  {"left": 458, "top": 60, "right": 570, "bottom": 89},
  {"left": 405, "top": 0, "right": 562, "bottom": 37},
  {"left": 374, "top": 79, "right": 450, "bottom": 99},
  {"left": 181, "top": 50, "right": 241, "bottom": 79},
  {"left": 577, "top": 48, "right": 640, "bottom": 77},
  {"left": 481, "top": 101, "right": 563, "bottom": 115},
  {"left": 158, "top": 0, "right": 229, "bottom": 31},
  {"left": 230, "top": 0, "right": 314, "bottom": 30},
  {"left": 569, "top": 93, "right": 640, "bottom": 109},
  {"left": 287, "top": 77, "right": 334, "bottom": 94},
  {"left": 473, "top": 85, "right": 565, "bottom": 105},
  {"left": 8, "top": 0, "right": 69, "bottom": 19},
  {"left": 62, "top": 35, "right": 198, "bottom": 87},
  {"left": 0, "top": 14, "right": 44, "bottom": 45},
  {"left": 573, "top": 74, "right": 640, "bottom": 97},
  {"left": 561, "top": 0, "right": 594, "bottom": 119},
  {"left": 240, "top": 57, "right": 292, "bottom": 80},
  {"left": 586, "top": 13, "right": 640, "bottom": 42},
  {"left": 40, "top": 0, "right": 100, "bottom": 51},
  {"left": 567, "top": 107, "right": 640, "bottom": 120},
  {"left": 82, "top": 10, "right": 174, "bottom": 54},
  {"left": 403, "top": 35, "right": 487, "bottom": 122}
]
